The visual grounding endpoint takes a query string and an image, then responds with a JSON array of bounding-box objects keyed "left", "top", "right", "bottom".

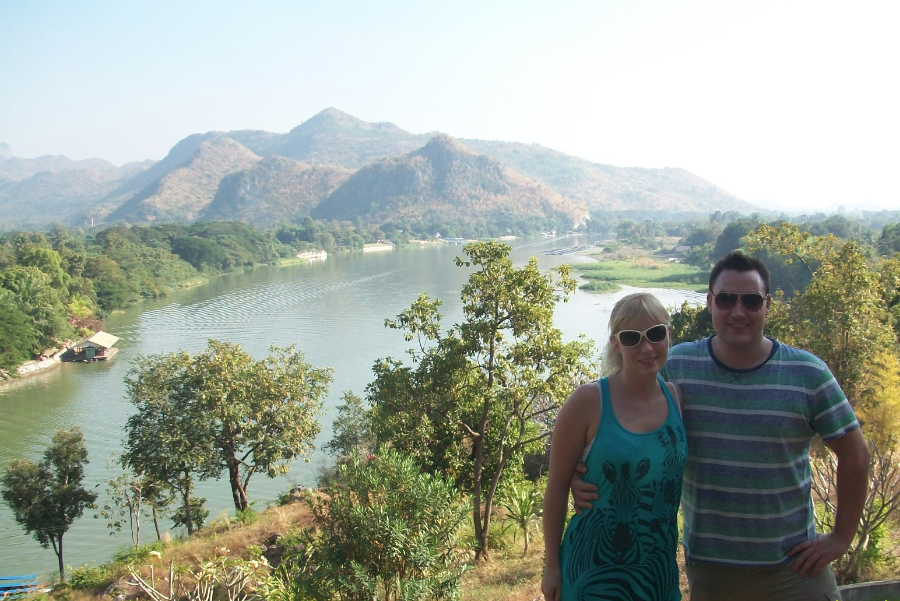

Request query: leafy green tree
[
  {"left": 877, "top": 223, "right": 900, "bottom": 256},
  {"left": 669, "top": 300, "right": 715, "bottom": 345},
  {"left": 291, "top": 450, "right": 468, "bottom": 601},
  {"left": 123, "top": 351, "right": 217, "bottom": 536},
  {"left": 0, "top": 428, "right": 97, "bottom": 579},
  {"left": 0, "top": 288, "right": 39, "bottom": 373},
  {"left": 184, "top": 340, "right": 333, "bottom": 512},
  {"left": 368, "top": 242, "right": 595, "bottom": 560},
  {"left": 324, "top": 391, "right": 376, "bottom": 465},
  {"left": 124, "top": 341, "right": 333, "bottom": 519},
  {"left": 83, "top": 255, "right": 139, "bottom": 310},
  {"left": 95, "top": 454, "right": 171, "bottom": 546},
  {"left": 748, "top": 223, "right": 894, "bottom": 406},
  {"left": 0, "top": 265, "right": 74, "bottom": 347}
]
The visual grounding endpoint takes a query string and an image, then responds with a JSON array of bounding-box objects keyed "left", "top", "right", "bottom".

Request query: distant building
[
  {"left": 69, "top": 331, "right": 120, "bottom": 361},
  {"left": 674, "top": 245, "right": 692, "bottom": 254}
]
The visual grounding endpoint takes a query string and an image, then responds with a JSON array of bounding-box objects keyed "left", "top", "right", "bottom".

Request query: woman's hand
[{"left": 541, "top": 564, "right": 562, "bottom": 601}]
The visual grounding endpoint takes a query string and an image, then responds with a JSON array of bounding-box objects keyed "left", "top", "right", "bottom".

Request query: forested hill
[{"left": 0, "top": 108, "right": 755, "bottom": 230}]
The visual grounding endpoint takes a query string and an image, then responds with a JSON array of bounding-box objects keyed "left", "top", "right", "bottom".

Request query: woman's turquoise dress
[{"left": 559, "top": 376, "right": 687, "bottom": 600}]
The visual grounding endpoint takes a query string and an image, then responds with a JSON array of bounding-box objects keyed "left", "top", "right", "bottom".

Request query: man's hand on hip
[
  {"left": 570, "top": 461, "right": 598, "bottom": 515},
  {"left": 788, "top": 532, "right": 851, "bottom": 577}
]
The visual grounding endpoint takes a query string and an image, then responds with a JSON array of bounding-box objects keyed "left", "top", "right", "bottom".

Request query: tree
[
  {"left": 123, "top": 351, "right": 217, "bottom": 536},
  {"left": 748, "top": 223, "right": 894, "bottom": 405},
  {"left": 185, "top": 340, "right": 333, "bottom": 512},
  {"left": 1, "top": 428, "right": 97, "bottom": 579},
  {"left": 368, "top": 242, "right": 595, "bottom": 560},
  {"left": 124, "top": 341, "right": 333, "bottom": 522},
  {"left": 670, "top": 300, "right": 714, "bottom": 345},
  {"left": 324, "top": 391, "right": 376, "bottom": 466},
  {"left": 95, "top": 454, "right": 171, "bottom": 546}
]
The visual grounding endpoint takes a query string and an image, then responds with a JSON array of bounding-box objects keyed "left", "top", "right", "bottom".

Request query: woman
[{"left": 542, "top": 292, "right": 687, "bottom": 601}]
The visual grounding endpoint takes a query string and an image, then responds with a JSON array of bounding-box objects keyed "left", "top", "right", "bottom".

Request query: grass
[
  {"left": 51, "top": 498, "right": 696, "bottom": 601},
  {"left": 573, "top": 256, "right": 707, "bottom": 292}
]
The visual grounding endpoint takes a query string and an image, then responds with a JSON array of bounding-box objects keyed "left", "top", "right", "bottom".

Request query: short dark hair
[{"left": 709, "top": 252, "right": 771, "bottom": 294}]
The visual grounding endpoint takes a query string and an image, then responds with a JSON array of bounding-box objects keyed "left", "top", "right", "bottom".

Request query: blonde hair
[{"left": 601, "top": 292, "right": 671, "bottom": 376}]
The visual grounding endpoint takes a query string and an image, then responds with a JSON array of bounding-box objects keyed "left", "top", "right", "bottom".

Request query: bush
[
  {"left": 285, "top": 450, "right": 469, "bottom": 601},
  {"left": 69, "top": 564, "right": 117, "bottom": 590},
  {"left": 111, "top": 539, "right": 166, "bottom": 565}
]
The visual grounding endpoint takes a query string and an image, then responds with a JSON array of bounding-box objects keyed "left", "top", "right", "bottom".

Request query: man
[{"left": 571, "top": 252, "right": 870, "bottom": 600}]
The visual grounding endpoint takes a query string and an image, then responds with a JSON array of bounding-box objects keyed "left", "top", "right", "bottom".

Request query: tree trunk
[
  {"left": 55, "top": 534, "right": 65, "bottom": 580},
  {"left": 182, "top": 489, "right": 194, "bottom": 535},
  {"left": 226, "top": 455, "right": 249, "bottom": 512},
  {"left": 472, "top": 435, "right": 489, "bottom": 561},
  {"left": 152, "top": 507, "right": 162, "bottom": 541}
]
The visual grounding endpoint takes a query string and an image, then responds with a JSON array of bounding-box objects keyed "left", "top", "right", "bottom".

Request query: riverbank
[
  {"left": 0, "top": 348, "right": 66, "bottom": 384},
  {"left": 570, "top": 248, "right": 708, "bottom": 293}
]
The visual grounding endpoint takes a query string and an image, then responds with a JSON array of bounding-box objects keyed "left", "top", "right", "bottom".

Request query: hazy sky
[{"left": 1, "top": 1, "right": 898, "bottom": 211}]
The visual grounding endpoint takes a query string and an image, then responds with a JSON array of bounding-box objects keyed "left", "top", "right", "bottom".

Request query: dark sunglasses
[
  {"left": 711, "top": 292, "right": 768, "bottom": 311},
  {"left": 615, "top": 324, "right": 669, "bottom": 348}
]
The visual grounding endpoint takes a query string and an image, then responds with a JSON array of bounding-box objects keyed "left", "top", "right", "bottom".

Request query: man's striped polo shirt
[{"left": 662, "top": 337, "right": 860, "bottom": 567}]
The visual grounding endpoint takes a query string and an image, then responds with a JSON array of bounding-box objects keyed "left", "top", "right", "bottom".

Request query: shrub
[
  {"left": 285, "top": 450, "right": 469, "bottom": 601},
  {"left": 69, "top": 564, "right": 116, "bottom": 591}
]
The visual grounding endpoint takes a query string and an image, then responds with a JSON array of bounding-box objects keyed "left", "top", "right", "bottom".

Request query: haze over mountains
[{"left": 0, "top": 109, "right": 756, "bottom": 230}]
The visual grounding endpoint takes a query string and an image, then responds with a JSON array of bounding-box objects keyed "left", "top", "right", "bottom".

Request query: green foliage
[
  {"left": 368, "top": 242, "right": 595, "bottom": 560},
  {"left": 124, "top": 340, "right": 333, "bottom": 524},
  {"left": 172, "top": 497, "right": 210, "bottom": 532},
  {"left": 578, "top": 280, "right": 620, "bottom": 292},
  {"left": 0, "top": 428, "right": 98, "bottom": 578},
  {"left": 0, "top": 287, "right": 39, "bottom": 372},
  {"left": 670, "top": 300, "right": 715, "bottom": 345},
  {"left": 231, "top": 505, "right": 260, "bottom": 526},
  {"left": 111, "top": 539, "right": 167, "bottom": 565},
  {"left": 497, "top": 480, "right": 543, "bottom": 557},
  {"left": 287, "top": 450, "right": 468, "bottom": 601},
  {"left": 877, "top": 223, "right": 900, "bottom": 256},
  {"left": 323, "top": 391, "right": 375, "bottom": 466},
  {"left": 69, "top": 563, "right": 117, "bottom": 591},
  {"left": 95, "top": 454, "right": 170, "bottom": 547},
  {"left": 748, "top": 223, "right": 894, "bottom": 405},
  {"left": 123, "top": 350, "right": 215, "bottom": 536},
  {"left": 127, "top": 555, "right": 271, "bottom": 601},
  {"left": 615, "top": 219, "right": 665, "bottom": 244}
]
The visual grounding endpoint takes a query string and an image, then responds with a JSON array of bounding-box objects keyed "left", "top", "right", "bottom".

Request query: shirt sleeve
[{"left": 810, "top": 363, "right": 860, "bottom": 441}]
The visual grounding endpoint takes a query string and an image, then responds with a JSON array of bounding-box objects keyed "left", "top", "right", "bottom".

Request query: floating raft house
[{"left": 69, "top": 331, "right": 120, "bottom": 362}]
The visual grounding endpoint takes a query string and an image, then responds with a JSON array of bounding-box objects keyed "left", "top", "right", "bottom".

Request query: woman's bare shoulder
[{"left": 562, "top": 382, "right": 601, "bottom": 412}]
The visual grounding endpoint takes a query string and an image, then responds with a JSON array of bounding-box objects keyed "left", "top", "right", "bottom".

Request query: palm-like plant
[{"left": 498, "top": 482, "right": 543, "bottom": 557}]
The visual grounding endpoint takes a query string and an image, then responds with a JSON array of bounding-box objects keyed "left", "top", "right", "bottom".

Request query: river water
[{"left": 0, "top": 237, "right": 704, "bottom": 577}]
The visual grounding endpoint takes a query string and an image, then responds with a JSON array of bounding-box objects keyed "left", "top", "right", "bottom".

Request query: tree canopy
[
  {"left": 367, "top": 241, "right": 595, "bottom": 560},
  {"left": 1, "top": 428, "right": 97, "bottom": 578}
]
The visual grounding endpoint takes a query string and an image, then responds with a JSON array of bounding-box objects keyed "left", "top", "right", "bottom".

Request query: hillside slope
[
  {"left": 108, "top": 138, "right": 261, "bottom": 223},
  {"left": 200, "top": 156, "right": 353, "bottom": 225},
  {"left": 461, "top": 139, "right": 754, "bottom": 213},
  {"left": 312, "top": 134, "right": 588, "bottom": 229}
]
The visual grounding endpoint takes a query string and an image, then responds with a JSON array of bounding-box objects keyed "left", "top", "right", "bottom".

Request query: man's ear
[{"left": 706, "top": 291, "right": 713, "bottom": 314}]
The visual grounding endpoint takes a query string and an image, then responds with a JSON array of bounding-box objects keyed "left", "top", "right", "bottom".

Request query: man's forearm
[{"left": 831, "top": 431, "right": 871, "bottom": 545}]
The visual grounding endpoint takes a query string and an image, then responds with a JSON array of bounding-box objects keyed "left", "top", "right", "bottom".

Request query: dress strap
[{"left": 656, "top": 374, "right": 679, "bottom": 415}]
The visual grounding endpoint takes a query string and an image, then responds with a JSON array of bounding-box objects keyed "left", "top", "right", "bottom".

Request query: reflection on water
[{"left": 0, "top": 238, "right": 704, "bottom": 576}]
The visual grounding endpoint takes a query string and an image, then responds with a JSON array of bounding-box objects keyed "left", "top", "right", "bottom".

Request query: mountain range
[{"left": 0, "top": 109, "right": 757, "bottom": 231}]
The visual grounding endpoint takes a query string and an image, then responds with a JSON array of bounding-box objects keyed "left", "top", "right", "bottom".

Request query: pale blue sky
[{"left": 1, "top": 1, "right": 898, "bottom": 210}]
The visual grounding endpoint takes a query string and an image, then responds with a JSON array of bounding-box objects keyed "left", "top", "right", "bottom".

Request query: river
[{"left": 0, "top": 237, "right": 704, "bottom": 577}]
